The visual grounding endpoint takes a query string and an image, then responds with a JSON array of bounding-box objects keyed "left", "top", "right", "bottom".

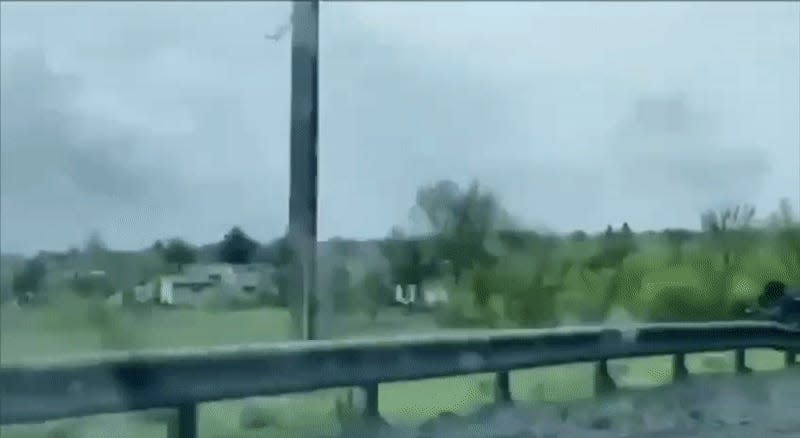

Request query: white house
[
  {"left": 393, "top": 283, "right": 448, "bottom": 309},
  {"left": 133, "top": 282, "right": 157, "bottom": 302},
  {"left": 182, "top": 263, "right": 237, "bottom": 284},
  {"left": 394, "top": 284, "right": 416, "bottom": 305},
  {"left": 153, "top": 263, "right": 276, "bottom": 307},
  {"left": 421, "top": 284, "right": 448, "bottom": 307},
  {"left": 156, "top": 275, "right": 215, "bottom": 306}
]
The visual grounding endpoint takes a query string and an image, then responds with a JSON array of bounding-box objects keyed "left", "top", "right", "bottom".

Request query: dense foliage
[{"left": 8, "top": 179, "right": 797, "bottom": 331}]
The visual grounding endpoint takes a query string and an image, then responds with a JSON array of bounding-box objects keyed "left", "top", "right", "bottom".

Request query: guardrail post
[
  {"left": 786, "top": 350, "right": 797, "bottom": 367},
  {"left": 494, "top": 370, "right": 512, "bottom": 403},
  {"left": 362, "top": 383, "right": 380, "bottom": 419},
  {"left": 167, "top": 404, "right": 197, "bottom": 438},
  {"left": 593, "top": 360, "right": 616, "bottom": 396},
  {"left": 734, "top": 349, "right": 751, "bottom": 374},
  {"left": 672, "top": 353, "right": 689, "bottom": 382}
]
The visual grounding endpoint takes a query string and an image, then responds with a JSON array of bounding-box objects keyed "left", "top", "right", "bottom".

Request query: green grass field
[{"left": 0, "top": 304, "right": 790, "bottom": 438}]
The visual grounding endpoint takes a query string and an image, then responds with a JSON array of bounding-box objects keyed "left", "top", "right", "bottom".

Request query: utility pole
[{"left": 287, "top": 0, "right": 319, "bottom": 341}]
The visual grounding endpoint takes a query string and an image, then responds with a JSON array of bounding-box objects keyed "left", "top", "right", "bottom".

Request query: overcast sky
[{"left": 1, "top": 1, "right": 798, "bottom": 255}]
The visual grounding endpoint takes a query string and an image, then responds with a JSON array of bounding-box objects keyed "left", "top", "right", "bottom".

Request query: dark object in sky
[{"left": 265, "top": 20, "right": 291, "bottom": 42}]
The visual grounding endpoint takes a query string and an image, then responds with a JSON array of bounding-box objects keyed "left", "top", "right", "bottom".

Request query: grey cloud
[
  {"left": 607, "top": 95, "right": 773, "bottom": 215},
  {"left": 0, "top": 48, "right": 165, "bottom": 203},
  {"left": 0, "top": 2, "right": 797, "bottom": 253},
  {"left": 1, "top": 3, "right": 295, "bottom": 253},
  {"left": 318, "top": 6, "right": 548, "bottom": 238}
]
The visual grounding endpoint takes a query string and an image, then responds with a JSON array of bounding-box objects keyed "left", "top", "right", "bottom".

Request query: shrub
[
  {"left": 646, "top": 285, "right": 710, "bottom": 321},
  {"left": 359, "top": 271, "right": 391, "bottom": 322},
  {"left": 70, "top": 274, "right": 114, "bottom": 299},
  {"left": 433, "top": 301, "right": 488, "bottom": 328},
  {"left": 12, "top": 257, "right": 47, "bottom": 303},
  {"left": 470, "top": 265, "right": 492, "bottom": 310},
  {"left": 557, "top": 265, "right": 614, "bottom": 323}
]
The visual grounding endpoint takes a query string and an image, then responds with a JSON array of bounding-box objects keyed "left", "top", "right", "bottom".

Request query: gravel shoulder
[{"left": 337, "top": 369, "right": 800, "bottom": 438}]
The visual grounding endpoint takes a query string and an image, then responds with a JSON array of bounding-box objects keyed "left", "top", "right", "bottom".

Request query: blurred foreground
[{"left": 339, "top": 369, "right": 800, "bottom": 438}]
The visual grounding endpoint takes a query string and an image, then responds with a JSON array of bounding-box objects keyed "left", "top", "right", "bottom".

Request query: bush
[
  {"left": 359, "top": 271, "right": 392, "bottom": 322},
  {"left": 470, "top": 266, "right": 491, "bottom": 307},
  {"left": 201, "top": 286, "right": 265, "bottom": 311},
  {"left": 12, "top": 257, "right": 47, "bottom": 303},
  {"left": 70, "top": 274, "right": 114, "bottom": 299},
  {"left": 466, "top": 253, "right": 560, "bottom": 327},
  {"left": 645, "top": 285, "right": 711, "bottom": 322},
  {"left": 557, "top": 266, "right": 614, "bottom": 323},
  {"left": 504, "top": 281, "right": 559, "bottom": 327},
  {"left": 433, "top": 304, "right": 488, "bottom": 328}
]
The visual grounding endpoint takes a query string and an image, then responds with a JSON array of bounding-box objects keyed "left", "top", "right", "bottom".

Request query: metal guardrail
[{"left": 1, "top": 321, "right": 798, "bottom": 437}]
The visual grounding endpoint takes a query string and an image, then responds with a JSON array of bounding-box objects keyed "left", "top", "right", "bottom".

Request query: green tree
[
  {"left": 379, "top": 228, "right": 414, "bottom": 309},
  {"left": 255, "top": 236, "right": 292, "bottom": 265},
  {"left": 85, "top": 231, "right": 107, "bottom": 253},
  {"left": 618, "top": 222, "right": 637, "bottom": 255},
  {"left": 471, "top": 265, "right": 493, "bottom": 323},
  {"left": 502, "top": 272, "right": 558, "bottom": 328},
  {"left": 379, "top": 229, "right": 439, "bottom": 311},
  {"left": 12, "top": 257, "right": 47, "bottom": 303},
  {"left": 162, "top": 239, "right": 197, "bottom": 272},
  {"left": 256, "top": 236, "right": 293, "bottom": 307},
  {"left": 701, "top": 204, "right": 756, "bottom": 269},
  {"left": 415, "top": 180, "right": 501, "bottom": 284},
  {"left": 770, "top": 198, "right": 800, "bottom": 284},
  {"left": 587, "top": 223, "right": 636, "bottom": 271},
  {"left": 663, "top": 228, "right": 693, "bottom": 265},
  {"left": 380, "top": 227, "right": 405, "bottom": 276},
  {"left": 361, "top": 271, "right": 390, "bottom": 322},
  {"left": 70, "top": 273, "right": 114, "bottom": 299},
  {"left": 330, "top": 264, "right": 352, "bottom": 312},
  {"left": 83, "top": 231, "right": 107, "bottom": 270},
  {"left": 569, "top": 230, "right": 589, "bottom": 243},
  {"left": 219, "top": 227, "right": 258, "bottom": 265}
]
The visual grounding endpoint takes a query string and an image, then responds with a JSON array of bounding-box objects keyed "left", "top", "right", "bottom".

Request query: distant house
[
  {"left": 133, "top": 281, "right": 157, "bottom": 303},
  {"left": 182, "top": 263, "right": 237, "bottom": 284},
  {"left": 157, "top": 275, "right": 215, "bottom": 306},
  {"left": 395, "top": 284, "right": 415, "bottom": 305},
  {"left": 151, "top": 263, "right": 277, "bottom": 307},
  {"left": 392, "top": 282, "right": 449, "bottom": 309},
  {"left": 420, "top": 284, "right": 448, "bottom": 307}
]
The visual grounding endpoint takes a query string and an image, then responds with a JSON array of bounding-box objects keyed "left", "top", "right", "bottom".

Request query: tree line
[{"left": 7, "top": 179, "right": 799, "bottom": 331}]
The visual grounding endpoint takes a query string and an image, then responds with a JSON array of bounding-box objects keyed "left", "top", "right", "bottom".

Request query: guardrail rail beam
[{"left": 2, "top": 321, "right": 798, "bottom": 432}]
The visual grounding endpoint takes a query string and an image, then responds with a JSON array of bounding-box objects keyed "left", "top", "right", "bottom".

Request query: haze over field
[{"left": 1, "top": 2, "right": 798, "bottom": 256}]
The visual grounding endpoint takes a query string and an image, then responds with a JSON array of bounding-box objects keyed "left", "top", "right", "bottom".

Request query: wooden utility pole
[{"left": 288, "top": 0, "right": 320, "bottom": 340}]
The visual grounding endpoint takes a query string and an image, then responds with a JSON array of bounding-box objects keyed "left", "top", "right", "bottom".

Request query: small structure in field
[
  {"left": 421, "top": 284, "right": 448, "bottom": 307},
  {"left": 392, "top": 282, "right": 449, "bottom": 310},
  {"left": 146, "top": 263, "right": 277, "bottom": 307}
]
